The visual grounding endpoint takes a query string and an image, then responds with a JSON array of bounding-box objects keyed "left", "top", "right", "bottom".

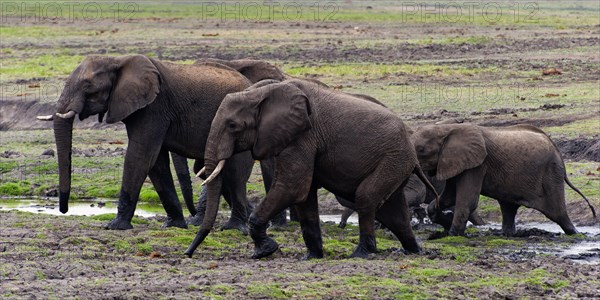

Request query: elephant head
[
  {"left": 185, "top": 81, "right": 311, "bottom": 256},
  {"left": 39, "top": 55, "right": 161, "bottom": 213},
  {"left": 411, "top": 124, "right": 487, "bottom": 181}
]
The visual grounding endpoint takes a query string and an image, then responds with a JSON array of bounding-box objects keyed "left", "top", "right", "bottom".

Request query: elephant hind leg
[
  {"left": 535, "top": 180, "right": 578, "bottom": 235},
  {"left": 294, "top": 185, "right": 323, "bottom": 260},
  {"left": 376, "top": 187, "right": 421, "bottom": 254},
  {"left": 536, "top": 204, "right": 578, "bottom": 235},
  {"left": 148, "top": 148, "right": 187, "bottom": 229},
  {"left": 220, "top": 152, "right": 254, "bottom": 234},
  {"left": 351, "top": 157, "right": 414, "bottom": 258},
  {"left": 498, "top": 201, "right": 519, "bottom": 236}
]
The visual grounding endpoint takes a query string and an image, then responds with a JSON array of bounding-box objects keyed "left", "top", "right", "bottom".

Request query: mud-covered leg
[
  {"left": 295, "top": 185, "right": 323, "bottom": 260},
  {"left": 188, "top": 186, "right": 207, "bottom": 226},
  {"left": 148, "top": 149, "right": 187, "bottom": 229},
  {"left": 249, "top": 149, "right": 314, "bottom": 259},
  {"left": 376, "top": 187, "right": 421, "bottom": 254},
  {"left": 187, "top": 159, "right": 207, "bottom": 226},
  {"left": 220, "top": 152, "right": 253, "bottom": 234},
  {"left": 350, "top": 157, "right": 411, "bottom": 258},
  {"left": 537, "top": 179, "right": 578, "bottom": 235},
  {"left": 449, "top": 167, "right": 484, "bottom": 236},
  {"left": 498, "top": 201, "right": 519, "bottom": 236},
  {"left": 171, "top": 153, "right": 196, "bottom": 216},
  {"left": 427, "top": 182, "right": 456, "bottom": 232},
  {"left": 338, "top": 205, "right": 354, "bottom": 229},
  {"left": 105, "top": 121, "right": 168, "bottom": 230}
]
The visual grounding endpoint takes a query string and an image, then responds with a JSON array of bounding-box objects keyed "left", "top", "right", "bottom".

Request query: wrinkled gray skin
[
  {"left": 173, "top": 58, "right": 291, "bottom": 226},
  {"left": 338, "top": 174, "right": 486, "bottom": 228},
  {"left": 51, "top": 54, "right": 256, "bottom": 231},
  {"left": 183, "top": 58, "right": 384, "bottom": 226},
  {"left": 185, "top": 79, "right": 425, "bottom": 260},
  {"left": 412, "top": 123, "right": 597, "bottom": 236}
]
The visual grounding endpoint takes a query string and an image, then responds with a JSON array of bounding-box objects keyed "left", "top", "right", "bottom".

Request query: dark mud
[{"left": 2, "top": 211, "right": 600, "bottom": 299}]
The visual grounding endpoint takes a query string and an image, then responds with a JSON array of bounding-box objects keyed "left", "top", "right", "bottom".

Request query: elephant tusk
[
  {"left": 195, "top": 166, "right": 206, "bottom": 178},
  {"left": 36, "top": 115, "right": 54, "bottom": 121},
  {"left": 56, "top": 111, "right": 76, "bottom": 119},
  {"left": 201, "top": 160, "right": 225, "bottom": 186}
]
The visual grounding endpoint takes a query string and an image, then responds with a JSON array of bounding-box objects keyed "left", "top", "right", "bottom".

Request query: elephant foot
[
  {"left": 350, "top": 234, "right": 377, "bottom": 259},
  {"left": 301, "top": 251, "right": 323, "bottom": 260},
  {"left": 448, "top": 227, "right": 465, "bottom": 236},
  {"left": 162, "top": 217, "right": 188, "bottom": 229},
  {"left": 251, "top": 237, "right": 279, "bottom": 259},
  {"left": 403, "top": 243, "right": 422, "bottom": 254},
  {"left": 104, "top": 217, "right": 133, "bottom": 230},
  {"left": 427, "top": 230, "right": 449, "bottom": 240},
  {"left": 187, "top": 214, "right": 205, "bottom": 226},
  {"left": 350, "top": 246, "right": 376, "bottom": 259},
  {"left": 222, "top": 218, "right": 248, "bottom": 235}
]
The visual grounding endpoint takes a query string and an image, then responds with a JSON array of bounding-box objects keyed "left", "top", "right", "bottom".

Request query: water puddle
[
  {"left": 0, "top": 198, "right": 158, "bottom": 218},
  {"left": 2, "top": 199, "right": 598, "bottom": 264}
]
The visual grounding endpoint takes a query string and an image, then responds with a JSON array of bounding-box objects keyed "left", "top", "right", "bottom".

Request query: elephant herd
[{"left": 38, "top": 55, "right": 596, "bottom": 260}]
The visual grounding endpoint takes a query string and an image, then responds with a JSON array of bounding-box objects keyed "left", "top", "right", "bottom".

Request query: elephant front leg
[
  {"left": 260, "top": 158, "right": 288, "bottom": 228},
  {"left": 249, "top": 150, "right": 314, "bottom": 259},
  {"left": 220, "top": 152, "right": 254, "bottom": 234},
  {"left": 105, "top": 122, "right": 168, "bottom": 230},
  {"left": 449, "top": 167, "right": 484, "bottom": 236},
  {"left": 105, "top": 144, "right": 158, "bottom": 230},
  {"left": 499, "top": 201, "right": 519, "bottom": 236},
  {"left": 148, "top": 149, "right": 187, "bottom": 229}
]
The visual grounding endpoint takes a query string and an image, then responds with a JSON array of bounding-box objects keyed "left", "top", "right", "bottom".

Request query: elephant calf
[
  {"left": 186, "top": 79, "right": 428, "bottom": 259},
  {"left": 411, "top": 123, "right": 597, "bottom": 236}
]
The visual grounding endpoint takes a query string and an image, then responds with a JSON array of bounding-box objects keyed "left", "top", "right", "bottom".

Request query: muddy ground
[
  {"left": 1, "top": 210, "right": 599, "bottom": 299},
  {"left": 1, "top": 2, "right": 600, "bottom": 299}
]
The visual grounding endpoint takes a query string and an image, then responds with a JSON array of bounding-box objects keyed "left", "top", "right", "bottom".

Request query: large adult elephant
[
  {"left": 38, "top": 54, "right": 256, "bottom": 230},
  {"left": 176, "top": 58, "right": 397, "bottom": 227},
  {"left": 172, "top": 58, "right": 290, "bottom": 226},
  {"left": 185, "top": 79, "right": 432, "bottom": 259},
  {"left": 411, "top": 123, "right": 597, "bottom": 236}
]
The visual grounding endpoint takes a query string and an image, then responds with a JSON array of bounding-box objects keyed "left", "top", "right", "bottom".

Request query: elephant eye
[
  {"left": 415, "top": 145, "right": 425, "bottom": 154},
  {"left": 227, "top": 121, "right": 240, "bottom": 131}
]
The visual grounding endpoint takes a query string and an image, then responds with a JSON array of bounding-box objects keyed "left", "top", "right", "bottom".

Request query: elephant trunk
[
  {"left": 53, "top": 116, "right": 74, "bottom": 213},
  {"left": 184, "top": 143, "right": 222, "bottom": 257}
]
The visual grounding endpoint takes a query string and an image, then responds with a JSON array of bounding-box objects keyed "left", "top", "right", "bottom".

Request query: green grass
[
  {"left": 2, "top": 1, "right": 596, "bottom": 28},
  {"left": 1, "top": 53, "right": 85, "bottom": 82},
  {"left": 0, "top": 26, "right": 93, "bottom": 38},
  {"left": 284, "top": 63, "right": 493, "bottom": 81},
  {"left": 544, "top": 118, "right": 600, "bottom": 138}
]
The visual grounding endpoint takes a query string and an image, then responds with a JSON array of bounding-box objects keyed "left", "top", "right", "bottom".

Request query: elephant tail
[
  {"left": 564, "top": 174, "right": 597, "bottom": 219},
  {"left": 414, "top": 165, "right": 440, "bottom": 210}
]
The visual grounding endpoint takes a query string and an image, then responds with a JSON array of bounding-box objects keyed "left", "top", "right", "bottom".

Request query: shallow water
[
  {"left": 2, "top": 199, "right": 598, "bottom": 264},
  {"left": 0, "top": 198, "right": 158, "bottom": 217}
]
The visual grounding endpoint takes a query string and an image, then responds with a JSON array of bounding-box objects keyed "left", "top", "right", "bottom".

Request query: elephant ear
[
  {"left": 437, "top": 125, "right": 487, "bottom": 180},
  {"left": 252, "top": 83, "right": 312, "bottom": 159},
  {"left": 105, "top": 55, "right": 161, "bottom": 123}
]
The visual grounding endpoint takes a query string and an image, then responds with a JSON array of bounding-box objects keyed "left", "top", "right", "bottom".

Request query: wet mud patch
[
  {"left": 555, "top": 138, "right": 600, "bottom": 162},
  {"left": 2, "top": 210, "right": 600, "bottom": 298}
]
